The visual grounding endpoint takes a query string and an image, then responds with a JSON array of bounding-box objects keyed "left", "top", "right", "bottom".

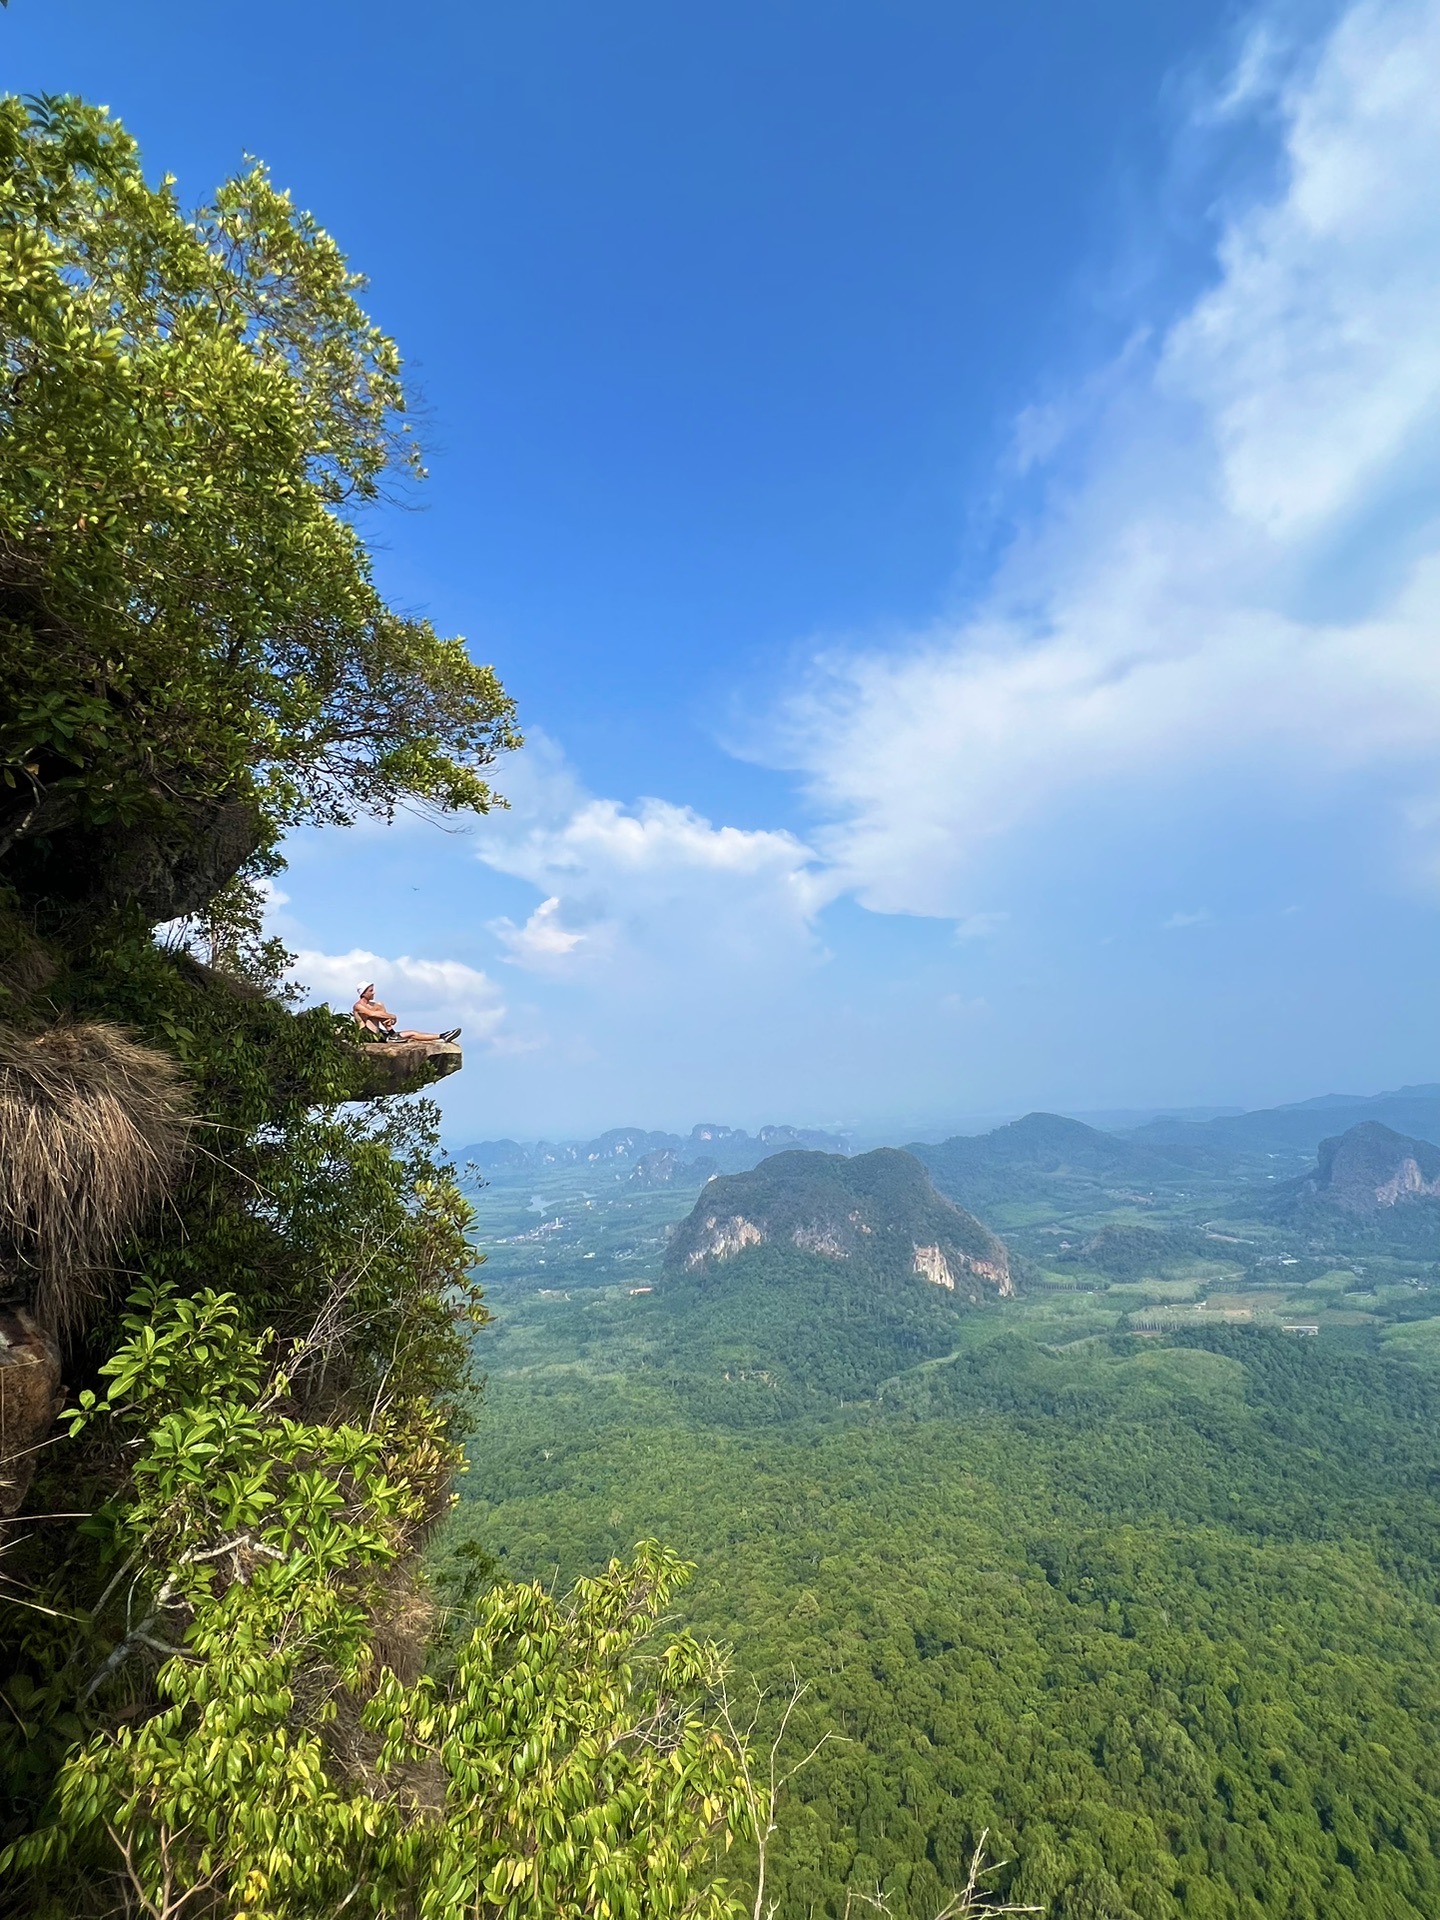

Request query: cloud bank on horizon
[{"left": 287, "top": 0, "right": 1440, "bottom": 1132}]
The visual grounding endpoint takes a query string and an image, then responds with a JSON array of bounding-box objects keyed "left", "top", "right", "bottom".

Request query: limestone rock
[
  {"left": 349, "top": 1039, "right": 462, "bottom": 1100},
  {"left": 0, "top": 1306, "right": 62, "bottom": 1517}
]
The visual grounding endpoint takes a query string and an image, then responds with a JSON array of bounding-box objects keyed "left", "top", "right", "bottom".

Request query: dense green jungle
[{"left": 439, "top": 1115, "right": 1440, "bottom": 1920}]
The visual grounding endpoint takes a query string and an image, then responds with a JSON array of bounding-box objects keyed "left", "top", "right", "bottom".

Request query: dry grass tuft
[{"left": 0, "top": 1022, "right": 193, "bottom": 1339}]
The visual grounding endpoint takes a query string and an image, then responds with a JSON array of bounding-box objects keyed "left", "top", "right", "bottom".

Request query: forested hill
[
  {"left": 452, "top": 1123, "right": 1440, "bottom": 1918},
  {"left": 667, "top": 1146, "right": 1010, "bottom": 1292},
  {"left": 1262, "top": 1121, "right": 1440, "bottom": 1249},
  {"left": 613, "top": 1150, "right": 1018, "bottom": 1411},
  {"left": 909, "top": 1111, "right": 1186, "bottom": 1213},
  {"left": 908, "top": 1088, "right": 1440, "bottom": 1215}
]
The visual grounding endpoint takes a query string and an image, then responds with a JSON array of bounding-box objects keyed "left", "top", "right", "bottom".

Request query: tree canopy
[{"left": 0, "top": 94, "right": 518, "bottom": 910}]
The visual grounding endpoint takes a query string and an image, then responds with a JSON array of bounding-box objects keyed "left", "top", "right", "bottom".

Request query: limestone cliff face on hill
[
  {"left": 665, "top": 1147, "right": 1012, "bottom": 1296},
  {"left": 1285, "top": 1121, "right": 1440, "bottom": 1214}
]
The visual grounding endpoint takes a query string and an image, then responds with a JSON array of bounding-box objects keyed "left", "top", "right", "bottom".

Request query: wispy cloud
[
  {"left": 953, "top": 911, "right": 1009, "bottom": 942},
  {"left": 756, "top": 0, "right": 1440, "bottom": 920},
  {"left": 474, "top": 734, "right": 832, "bottom": 979},
  {"left": 491, "top": 896, "right": 590, "bottom": 970},
  {"left": 1162, "top": 909, "right": 1212, "bottom": 929}
]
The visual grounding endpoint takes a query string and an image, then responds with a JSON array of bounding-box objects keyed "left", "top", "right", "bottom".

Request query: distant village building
[{"left": 1281, "top": 1323, "right": 1320, "bottom": 1336}]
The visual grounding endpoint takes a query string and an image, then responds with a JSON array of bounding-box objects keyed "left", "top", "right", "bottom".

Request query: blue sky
[{"left": 10, "top": 0, "right": 1440, "bottom": 1141}]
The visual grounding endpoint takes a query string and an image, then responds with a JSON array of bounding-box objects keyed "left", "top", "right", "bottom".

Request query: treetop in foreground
[{"left": 0, "top": 93, "right": 519, "bottom": 924}]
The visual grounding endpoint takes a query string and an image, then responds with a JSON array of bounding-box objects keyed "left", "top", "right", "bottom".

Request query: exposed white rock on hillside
[
  {"left": 683, "top": 1215, "right": 764, "bottom": 1268},
  {"left": 668, "top": 1147, "right": 1011, "bottom": 1301},
  {"left": 1376, "top": 1159, "right": 1440, "bottom": 1206},
  {"left": 792, "top": 1224, "right": 849, "bottom": 1257},
  {"left": 912, "top": 1240, "right": 1014, "bottom": 1297}
]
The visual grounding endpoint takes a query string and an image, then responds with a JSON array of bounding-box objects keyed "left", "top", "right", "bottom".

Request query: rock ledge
[{"left": 351, "top": 1040, "right": 462, "bottom": 1100}]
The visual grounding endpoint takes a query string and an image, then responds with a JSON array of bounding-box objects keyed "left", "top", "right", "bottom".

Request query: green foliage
[
  {"left": 0, "top": 92, "right": 518, "bottom": 857},
  {"left": 1046, "top": 1227, "right": 1212, "bottom": 1284},
  {"left": 444, "top": 1230, "right": 1440, "bottom": 1918},
  {"left": 6, "top": 1289, "right": 751, "bottom": 1918},
  {"left": 0, "top": 96, "right": 756, "bottom": 1920},
  {"left": 366, "top": 1554, "right": 750, "bottom": 1920},
  {"left": 0, "top": 940, "right": 487, "bottom": 1845},
  {"left": 910, "top": 1115, "right": 1183, "bottom": 1220},
  {"left": 648, "top": 1240, "right": 981, "bottom": 1414},
  {"left": 164, "top": 863, "right": 302, "bottom": 1000}
]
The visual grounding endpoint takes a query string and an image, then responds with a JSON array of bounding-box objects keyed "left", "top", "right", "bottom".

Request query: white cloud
[
  {"left": 1164, "top": 0, "right": 1440, "bottom": 536},
  {"left": 1162, "top": 910, "right": 1212, "bottom": 929},
  {"left": 475, "top": 739, "right": 831, "bottom": 979},
  {"left": 762, "top": 0, "right": 1440, "bottom": 919},
  {"left": 511, "top": 794, "right": 814, "bottom": 883},
  {"left": 953, "top": 911, "right": 1009, "bottom": 942},
  {"left": 491, "top": 896, "right": 589, "bottom": 969},
  {"left": 292, "top": 946, "right": 508, "bottom": 1045},
  {"left": 1209, "top": 19, "right": 1290, "bottom": 119}
]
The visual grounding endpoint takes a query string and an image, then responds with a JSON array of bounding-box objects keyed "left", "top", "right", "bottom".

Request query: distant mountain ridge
[
  {"left": 1127, "top": 1085, "right": 1440, "bottom": 1161},
  {"left": 904, "top": 1085, "right": 1440, "bottom": 1211},
  {"left": 457, "top": 1083, "right": 1440, "bottom": 1202},
  {"left": 909, "top": 1111, "right": 1186, "bottom": 1212},
  {"left": 457, "top": 1122, "right": 848, "bottom": 1181}
]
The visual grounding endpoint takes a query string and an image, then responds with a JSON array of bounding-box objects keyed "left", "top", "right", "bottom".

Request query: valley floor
[{"left": 439, "top": 1160, "right": 1440, "bottom": 1919}]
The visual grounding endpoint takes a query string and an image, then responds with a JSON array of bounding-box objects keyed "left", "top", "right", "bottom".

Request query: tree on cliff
[
  {"left": 0, "top": 96, "right": 755, "bottom": 1918},
  {"left": 0, "top": 93, "right": 519, "bottom": 925}
]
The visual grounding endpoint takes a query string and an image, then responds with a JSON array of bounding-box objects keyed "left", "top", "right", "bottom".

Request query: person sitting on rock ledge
[{"left": 352, "top": 983, "right": 460, "bottom": 1045}]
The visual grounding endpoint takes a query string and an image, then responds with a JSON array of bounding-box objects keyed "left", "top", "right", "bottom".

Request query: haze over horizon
[
  {"left": 13, "top": 0, "right": 1440, "bottom": 1137},
  {"left": 440, "top": 1084, "right": 1440, "bottom": 1156}
]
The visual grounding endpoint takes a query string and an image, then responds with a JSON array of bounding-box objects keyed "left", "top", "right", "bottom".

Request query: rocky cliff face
[
  {"left": 910, "top": 1241, "right": 1012, "bottom": 1294},
  {"left": 0, "top": 1306, "right": 61, "bottom": 1517},
  {"left": 1301, "top": 1121, "right": 1440, "bottom": 1213},
  {"left": 687, "top": 1215, "right": 766, "bottom": 1262},
  {"left": 911, "top": 1243, "right": 955, "bottom": 1289},
  {"left": 667, "top": 1147, "right": 1012, "bottom": 1297}
]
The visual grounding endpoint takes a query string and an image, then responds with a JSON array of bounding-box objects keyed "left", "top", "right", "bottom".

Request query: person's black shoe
[{"left": 440, "top": 1027, "right": 461, "bottom": 1042}]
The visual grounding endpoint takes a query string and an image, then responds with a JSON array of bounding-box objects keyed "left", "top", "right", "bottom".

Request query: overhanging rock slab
[{"left": 350, "top": 1040, "right": 462, "bottom": 1099}]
